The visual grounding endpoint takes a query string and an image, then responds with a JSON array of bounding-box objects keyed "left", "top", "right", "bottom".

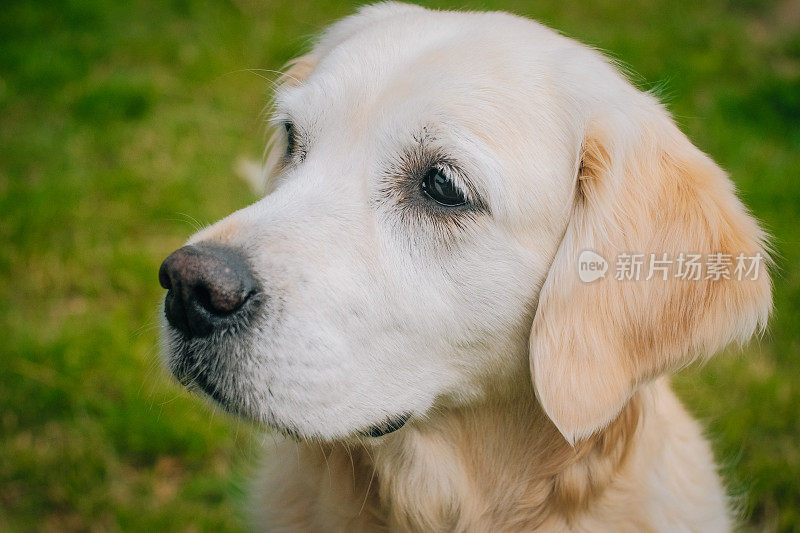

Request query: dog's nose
[{"left": 159, "top": 244, "right": 258, "bottom": 337}]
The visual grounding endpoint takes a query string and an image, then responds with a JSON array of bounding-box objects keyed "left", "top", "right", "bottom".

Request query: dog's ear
[
  {"left": 529, "top": 102, "right": 772, "bottom": 445},
  {"left": 262, "top": 54, "right": 318, "bottom": 194}
]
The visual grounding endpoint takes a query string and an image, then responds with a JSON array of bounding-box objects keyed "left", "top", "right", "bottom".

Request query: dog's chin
[
  {"left": 165, "top": 337, "right": 414, "bottom": 442},
  {"left": 193, "top": 378, "right": 413, "bottom": 441}
]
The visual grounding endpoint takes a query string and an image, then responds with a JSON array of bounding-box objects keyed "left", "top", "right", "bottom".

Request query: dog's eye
[
  {"left": 284, "top": 122, "right": 296, "bottom": 158},
  {"left": 420, "top": 167, "right": 467, "bottom": 207}
]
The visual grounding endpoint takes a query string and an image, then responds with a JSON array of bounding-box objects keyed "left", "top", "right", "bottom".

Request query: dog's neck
[{"left": 287, "top": 386, "right": 642, "bottom": 531}]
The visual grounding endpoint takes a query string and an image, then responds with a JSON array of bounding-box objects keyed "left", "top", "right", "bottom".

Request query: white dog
[{"left": 159, "top": 3, "right": 772, "bottom": 530}]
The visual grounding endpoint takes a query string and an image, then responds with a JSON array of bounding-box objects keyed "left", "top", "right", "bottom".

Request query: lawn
[{"left": 1, "top": 0, "right": 798, "bottom": 530}]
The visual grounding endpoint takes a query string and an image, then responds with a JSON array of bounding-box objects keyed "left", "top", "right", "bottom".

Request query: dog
[{"left": 158, "top": 3, "right": 772, "bottom": 530}]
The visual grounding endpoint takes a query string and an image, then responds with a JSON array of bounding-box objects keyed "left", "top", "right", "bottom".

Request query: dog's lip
[
  {"left": 166, "top": 335, "right": 413, "bottom": 440},
  {"left": 360, "top": 413, "right": 412, "bottom": 437}
]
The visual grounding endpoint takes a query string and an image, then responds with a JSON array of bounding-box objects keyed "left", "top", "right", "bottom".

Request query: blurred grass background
[{"left": 0, "top": 0, "right": 798, "bottom": 530}]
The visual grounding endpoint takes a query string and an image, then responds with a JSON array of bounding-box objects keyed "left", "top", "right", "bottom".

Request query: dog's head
[{"left": 159, "top": 3, "right": 771, "bottom": 442}]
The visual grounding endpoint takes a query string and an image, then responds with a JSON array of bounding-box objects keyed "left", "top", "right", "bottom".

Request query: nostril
[
  {"left": 192, "top": 283, "right": 213, "bottom": 313},
  {"left": 203, "top": 286, "right": 246, "bottom": 315},
  {"left": 192, "top": 260, "right": 255, "bottom": 316},
  {"left": 193, "top": 281, "right": 249, "bottom": 316},
  {"left": 158, "top": 259, "right": 173, "bottom": 291}
]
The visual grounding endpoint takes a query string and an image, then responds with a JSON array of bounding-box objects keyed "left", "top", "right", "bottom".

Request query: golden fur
[{"left": 256, "top": 379, "right": 731, "bottom": 531}]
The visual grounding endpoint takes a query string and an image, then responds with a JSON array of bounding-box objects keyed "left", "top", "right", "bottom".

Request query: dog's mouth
[
  {"left": 166, "top": 334, "right": 414, "bottom": 440},
  {"left": 360, "top": 413, "right": 412, "bottom": 437},
  {"left": 177, "top": 353, "right": 413, "bottom": 439}
]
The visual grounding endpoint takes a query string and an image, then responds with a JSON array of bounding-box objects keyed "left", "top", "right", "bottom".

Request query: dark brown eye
[
  {"left": 284, "top": 122, "right": 296, "bottom": 158},
  {"left": 420, "top": 167, "right": 467, "bottom": 206}
]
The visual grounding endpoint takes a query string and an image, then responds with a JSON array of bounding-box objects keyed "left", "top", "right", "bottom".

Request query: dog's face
[
  {"left": 163, "top": 6, "right": 575, "bottom": 439},
  {"left": 160, "top": 4, "right": 771, "bottom": 442}
]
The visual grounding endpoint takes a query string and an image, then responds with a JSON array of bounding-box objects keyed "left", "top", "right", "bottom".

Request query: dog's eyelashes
[
  {"left": 284, "top": 121, "right": 296, "bottom": 159},
  {"left": 420, "top": 167, "right": 467, "bottom": 207}
]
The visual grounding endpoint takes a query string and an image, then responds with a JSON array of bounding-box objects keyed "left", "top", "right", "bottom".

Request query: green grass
[{"left": 1, "top": 0, "right": 798, "bottom": 530}]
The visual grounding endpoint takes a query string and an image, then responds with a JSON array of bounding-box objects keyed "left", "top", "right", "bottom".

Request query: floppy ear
[
  {"left": 262, "top": 54, "right": 318, "bottom": 194},
  {"left": 530, "top": 103, "right": 772, "bottom": 445}
]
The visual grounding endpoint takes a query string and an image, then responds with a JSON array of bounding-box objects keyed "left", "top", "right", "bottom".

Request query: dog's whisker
[{"left": 359, "top": 458, "right": 378, "bottom": 518}]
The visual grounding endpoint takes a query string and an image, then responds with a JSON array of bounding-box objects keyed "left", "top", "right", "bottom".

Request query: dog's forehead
[{"left": 283, "top": 9, "right": 577, "bottom": 126}]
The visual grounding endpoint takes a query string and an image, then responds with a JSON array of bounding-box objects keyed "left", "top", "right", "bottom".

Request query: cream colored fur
[
  {"left": 256, "top": 379, "right": 729, "bottom": 531},
  {"left": 163, "top": 3, "right": 772, "bottom": 531}
]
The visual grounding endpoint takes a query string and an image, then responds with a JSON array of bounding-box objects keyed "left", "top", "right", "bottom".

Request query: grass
[{"left": 0, "top": 0, "right": 798, "bottom": 530}]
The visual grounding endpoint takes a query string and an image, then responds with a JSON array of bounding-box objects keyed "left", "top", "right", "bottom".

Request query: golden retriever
[{"left": 158, "top": 3, "right": 772, "bottom": 530}]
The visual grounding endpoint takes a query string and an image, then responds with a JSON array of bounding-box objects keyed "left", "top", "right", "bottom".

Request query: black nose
[{"left": 159, "top": 244, "right": 258, "bottom": 337}]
